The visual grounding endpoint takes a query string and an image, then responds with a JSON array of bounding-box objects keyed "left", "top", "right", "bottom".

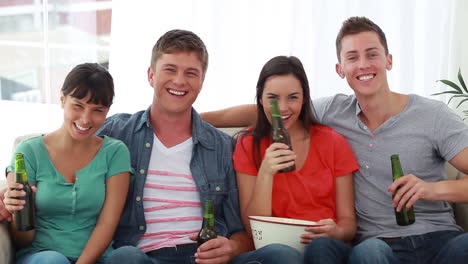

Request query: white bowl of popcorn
[{"left": 248, "top": 216, "right": 319, "bottom": 253}]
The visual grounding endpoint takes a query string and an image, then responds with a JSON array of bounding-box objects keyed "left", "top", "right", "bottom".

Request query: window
[{"left": 0, "top": 0, "right": 112, "bottom": 169}]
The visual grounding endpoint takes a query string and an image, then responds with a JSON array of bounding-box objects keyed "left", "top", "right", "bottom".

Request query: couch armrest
[
  {"left": 0, "top": 180, "right": 14, "bottom": 264},
  {"left": 447, "top": 163, "right": 468, "bottom": 231},
  {"left": 0, "top": 221, "right": 14, "bottom": 264}
]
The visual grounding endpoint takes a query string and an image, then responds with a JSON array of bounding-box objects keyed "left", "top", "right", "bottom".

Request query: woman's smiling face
[{"left": 261, "top": 73, "right": 304, "bottom": 130}]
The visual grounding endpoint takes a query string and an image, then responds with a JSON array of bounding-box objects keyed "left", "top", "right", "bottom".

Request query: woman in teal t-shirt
[{"left": 3, "top": 63, "right": 131, "bottom": 264}]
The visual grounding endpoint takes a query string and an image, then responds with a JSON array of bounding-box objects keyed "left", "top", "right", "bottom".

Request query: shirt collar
[
  {"left": 134, "top": 106, "right": 152, "bottom": 132},
  {"left": 191, "top": 108, "right": 215, "bottom": 150},
  {"left": 355, "top": 99, "right": 363, "bottom": 117},
  {"left": 134, "top": 106, "right": 215, "bottom": 150}
]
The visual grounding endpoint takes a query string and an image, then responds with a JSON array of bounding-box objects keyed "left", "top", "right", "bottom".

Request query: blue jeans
[
  {"left": 349, "top": 230, "right": 468, "bottom": 264},
  {"left": 231, "top": 243, "right": 302, "bottom": 264},
  {"left": 16, "top": 250, "right": 105, "bottom": 264},
  {"left": 107, "top": 243, "right": 301, "bottom": 264},
  {"left": 104, "top": 245, "right": 197, "bottom": 264},
  {"left": 303, "top": 237, "right": 351, "bottom": 264}
]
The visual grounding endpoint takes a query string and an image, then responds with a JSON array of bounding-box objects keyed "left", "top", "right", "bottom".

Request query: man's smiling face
[
  {"left": 148, "top": 51, "right": 204, "bottom": 116},
  {"left": 336, "top": 31, "right": 393, "bottom": 97}
]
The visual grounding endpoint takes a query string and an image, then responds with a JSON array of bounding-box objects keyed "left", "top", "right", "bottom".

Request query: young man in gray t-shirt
[{"left": 301, "top": 17, "right": 468, "bottom": 264}]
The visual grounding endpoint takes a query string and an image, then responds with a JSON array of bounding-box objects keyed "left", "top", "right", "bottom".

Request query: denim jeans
[
  {"left": 16, "top": 250, "right": 105, "bottom": 264},
  {"left": 104, "top": 245, "right": 198, "bottom": 264},
  {"left": 349, "top": 230, "right": 468, "bottom": 264},
  {"left": 107, "top": 243, "right": 302, "bottom": 264},
  {"left": 231, "top": 243, "right": 302, "bottom": 264},
  {"left": 303, "top": 237, "right": 351, "bottom": 264}
]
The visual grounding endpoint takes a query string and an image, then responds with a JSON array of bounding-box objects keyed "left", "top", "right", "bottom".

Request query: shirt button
[
  {"left": 365, "top": 165, "right": 369, "bottom": 169},
  {"left": 145, "top": 143, "right": 151, "bottom": 148},
  {"left": 215, "top": 186, "right": 221, "bottom": 191},
  {"left": 139, "top": 226, "right": 144, "bottom": 230},
  {"left": 140, "top": 169, "right": 145, "bottom": 174},
  {"left": 136, "top": 196, "right": 141, "bottom": 201}
]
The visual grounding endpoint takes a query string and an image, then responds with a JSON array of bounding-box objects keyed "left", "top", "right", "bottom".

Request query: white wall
[{"left": 0, "top": 101, "right": 61, "bottom": 174}]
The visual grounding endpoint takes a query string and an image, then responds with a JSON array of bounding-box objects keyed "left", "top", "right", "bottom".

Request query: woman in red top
[{"left": 233, "top": 56, "right": 358, "bottom": 263}]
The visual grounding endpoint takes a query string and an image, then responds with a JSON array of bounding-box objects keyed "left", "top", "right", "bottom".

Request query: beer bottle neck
[
  {"left": 15, "top": 154, "right": 29, "bottom": 184},
  {"left": 391, "top": 155, "right": 404, "bottom": 180},
  {"left": 202, "top": 214, "right": 215, "bottom": 229},
  {"left": 202, "top": 200, "right": 215, "bottom": 229},
  {"left": 16, "top": 172, "right": 29, "bottom": 184},
  {"left": 271, "top": 115, "right": 285, "bottom": 130},
  {"left": 270, "top": 99, "right": 286, "bottom": 130}
]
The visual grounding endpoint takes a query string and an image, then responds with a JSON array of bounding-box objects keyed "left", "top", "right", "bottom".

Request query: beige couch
[
  {"left": 0, "top": 130, "right": 467, "bottom": 264},
  {"left": 0, "top": 180, "right": 14, "bottom": 264}
]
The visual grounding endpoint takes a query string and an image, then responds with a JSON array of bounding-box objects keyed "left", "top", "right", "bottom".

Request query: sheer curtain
[{"left": 109, "top": 0, "right": 465, "bottom": 116}]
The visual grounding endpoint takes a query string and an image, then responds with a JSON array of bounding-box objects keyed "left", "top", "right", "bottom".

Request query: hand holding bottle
[
  {"left": 190, "top": 235, "right": 234, "bottom": 264},
  {"left": 3, "top": 182, "right": 37, "bottom": 213},
  {"left": 258, "top": 143, "right": 296, "bottom": 177},
  {"left": 190, "top": 200, "right": 236, "bottom": 263},
  {"left": 197, "top": 199, "right": 217, "bottom": 246},
  {"left": 4, "top": 153, "right": 37, "bottom": 231},
  {"left": 388, "top": 173, "right": 437, "bottom": 211},
  {"left": 270, "top": 99, "right": 296, "bottom": 173},
  {"left": 388, "top": 155, "right": 415, "bottom": 226}
]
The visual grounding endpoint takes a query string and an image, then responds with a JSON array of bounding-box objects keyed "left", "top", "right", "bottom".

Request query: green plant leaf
[
  {"left": 462, "top": 109, "right": 468, "bottom": 120},
  {"left": 447, "top": 94, "right": 468, "bottom": 105},
  {"left": 431, "top": 91, "right": 462, "bottom": 96},
  {"left": 456, "top": 98, "right": 468, "bottom": 109},
  {"left": 438, "top": 80, "right": 462, "bottom": 93},
  {"left": 433, "top": 69, "right": 468, "bottom": 120},
  {"left": 458, "top": 68, "right": 467, "bottom": 93}
]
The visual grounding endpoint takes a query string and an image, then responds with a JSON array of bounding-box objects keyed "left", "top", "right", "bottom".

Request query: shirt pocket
[
  {"left": 198, "top": 180, "right": 228, "bottom": 206},
  {"left": 198, "top": 180, "right": 229, "bottom": 233}
]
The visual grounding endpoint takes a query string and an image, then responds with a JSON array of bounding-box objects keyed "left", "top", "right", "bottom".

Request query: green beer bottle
[
  {"left": 197, "top": 199, "right": 217, "bottom": 246},
  {"left": 270, "top": 99, "right": 295, "bottom": 173},
  {"left": 14, "top": 153, "right": 35, "bottom": 231},
  {"left": 391, "top": 154, "right": 415, "bottom": 226}
]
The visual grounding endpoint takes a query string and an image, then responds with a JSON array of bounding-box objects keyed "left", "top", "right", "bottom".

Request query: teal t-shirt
[{"left": 11, "top": 135, "right": 132, "bottom": 259}]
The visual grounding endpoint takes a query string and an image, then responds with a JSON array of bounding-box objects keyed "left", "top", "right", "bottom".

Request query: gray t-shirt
[{"left": 314, "top": 93, "right": 468, "bottom": 242}]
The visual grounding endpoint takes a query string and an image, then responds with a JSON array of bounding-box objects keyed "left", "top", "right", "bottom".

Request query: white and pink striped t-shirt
[{"left": 137, "top": 135, "right": 202, "bottom": 252}]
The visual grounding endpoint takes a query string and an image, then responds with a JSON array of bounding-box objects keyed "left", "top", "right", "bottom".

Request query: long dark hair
[{"left": 240, "top": 56, "right": 320, "bottom": 169}]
